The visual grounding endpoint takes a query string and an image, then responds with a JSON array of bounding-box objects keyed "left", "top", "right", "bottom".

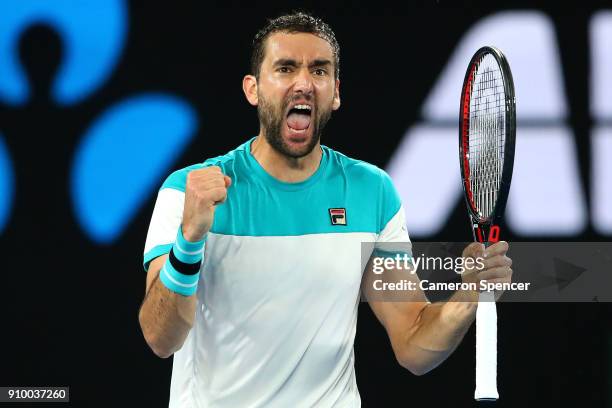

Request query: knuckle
[
  {"left": 212, "top": 186, "right": 227, "bottom": 197},
  {"left": 495, "top": 255, "right": 506, "bottom": 266},
  {"left": 186, "top": 172, "right": 195, "bottom": 184},
  {"left": 192, "top": 167, "right": 207, "bottom": 176}
]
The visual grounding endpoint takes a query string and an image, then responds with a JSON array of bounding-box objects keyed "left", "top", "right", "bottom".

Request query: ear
[
  {"left": 332, "top": 79, "right": 341, "bottom": 110},
  {"left": 243, "top": 75, "right": 258, "bottom": 106}
]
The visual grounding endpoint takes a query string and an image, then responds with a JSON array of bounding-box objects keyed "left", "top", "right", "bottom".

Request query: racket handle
[{"left": 475, "top": 291, "right": 499, "bottom": 401}]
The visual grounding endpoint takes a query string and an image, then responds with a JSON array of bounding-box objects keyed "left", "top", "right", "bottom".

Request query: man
[{"left": 138, "top": 12, "right": 512, "bottom": 407}]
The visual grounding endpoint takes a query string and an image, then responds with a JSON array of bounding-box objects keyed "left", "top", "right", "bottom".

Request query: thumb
[{"left": 224, "top": 175, "right": 232, "bottom": 188}]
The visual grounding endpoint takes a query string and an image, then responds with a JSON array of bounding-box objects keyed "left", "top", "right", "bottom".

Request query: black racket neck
[{"left": 471, "top": 221, "right": 500, "bottom": 246}]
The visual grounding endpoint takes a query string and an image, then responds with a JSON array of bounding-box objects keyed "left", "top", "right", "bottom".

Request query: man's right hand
[{"left": 181, "top": 166, "right": 232, "bottom": 242}]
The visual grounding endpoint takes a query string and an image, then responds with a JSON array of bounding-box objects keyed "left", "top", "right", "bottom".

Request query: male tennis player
[{"left": 138, "top": 12, "right": 512, "bottom": 407}]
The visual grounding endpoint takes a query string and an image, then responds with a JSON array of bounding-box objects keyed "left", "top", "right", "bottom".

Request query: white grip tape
[{"left": 475, "top": 291, "right": 499, "bottom": 401}]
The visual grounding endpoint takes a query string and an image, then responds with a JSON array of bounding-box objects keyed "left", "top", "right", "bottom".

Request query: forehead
[{"left": 262, "top": 32, "right": 334, "bottom": 64}]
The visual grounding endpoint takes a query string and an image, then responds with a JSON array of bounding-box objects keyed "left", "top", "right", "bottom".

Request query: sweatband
[
  {"left": 159, "top": 226, "right": 206, "bottom": 296},
  {"left": 173, "top": 226, "right": 206, "bottom": 264}
]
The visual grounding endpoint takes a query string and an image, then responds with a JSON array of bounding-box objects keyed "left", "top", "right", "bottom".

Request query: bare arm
[
  {"left": 364, "top": 242, "right": 512, "bottom": 375},
  {"left": 369, "top": 290, "right": 477, "bottom": 376},
  {"left": 138, "top": 254, "right": 197, "bottom": 358},
  {"left": 138, "top": 166, "right": 231, "bottom": 358}
]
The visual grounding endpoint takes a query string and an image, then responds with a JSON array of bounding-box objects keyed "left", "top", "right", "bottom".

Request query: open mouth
[{"left": 286, "top": 104, "right": 312, "bottom": 136}]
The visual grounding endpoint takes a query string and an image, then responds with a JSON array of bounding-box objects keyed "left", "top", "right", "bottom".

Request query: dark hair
[{"left": 251, "top": 12, "right": 340, "bottom": 80}]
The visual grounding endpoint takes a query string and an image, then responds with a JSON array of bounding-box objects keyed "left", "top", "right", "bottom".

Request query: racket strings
[{"left": 467, "top": 54, "right": 506, "bottom": 220}]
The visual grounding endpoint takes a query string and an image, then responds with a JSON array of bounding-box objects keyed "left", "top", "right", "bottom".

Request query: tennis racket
[{"left": 458, "top": 46, "right": 516, "bottom": 401}]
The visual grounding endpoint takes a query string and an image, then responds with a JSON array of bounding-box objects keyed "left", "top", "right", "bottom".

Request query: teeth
[{"left": 293, "top": 104, "right": 312, "bottom": 111}]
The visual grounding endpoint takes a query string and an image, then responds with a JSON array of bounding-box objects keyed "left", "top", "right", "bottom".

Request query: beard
[{"left": 257, "top": 93, "right": 333, "bottom": 159}]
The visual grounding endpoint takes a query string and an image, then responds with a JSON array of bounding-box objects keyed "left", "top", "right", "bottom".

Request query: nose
[{"left": 292, "top": 68, "right": 314, "bottom": 95}]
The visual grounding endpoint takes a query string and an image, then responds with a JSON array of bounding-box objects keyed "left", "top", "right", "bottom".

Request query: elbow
[
  {"left": 141, "top": 326, "right": 175, "bottom": 359},
  {"left": 138, "top": 298, "right": 194, "bottom": 359},
  {"left": 150, "top": 343, "right": 174, "bottom": 359},
  {"left": 139, "top": 312, "right": 174, "bottom": 359},
  {"left": 146, "top": 334, "right": 174, "bottom": 359},
  {"left": 405, "top": 364, "right": 431, "bottom": 377},
  {"left": 398, "top": 359, "right": 430, "bottom": 376},
  {"left": 395, "top": 350, "right": 433, "bottom": 376}
]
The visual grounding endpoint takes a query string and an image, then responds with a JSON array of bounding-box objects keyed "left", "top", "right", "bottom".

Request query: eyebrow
[
  {"left": 273, "top": 58, "right": 332, "bottom": 68},
  {"left": 311, "top": 59, "right": 332, "bottom": 68}
]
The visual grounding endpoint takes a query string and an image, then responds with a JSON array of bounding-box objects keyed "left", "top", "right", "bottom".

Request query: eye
[
  {"left": 314, "top": 68, "right": 327, "bottom": 76},
  {"left": 278, "top": 66, "right": 291, "bottom": 73}
]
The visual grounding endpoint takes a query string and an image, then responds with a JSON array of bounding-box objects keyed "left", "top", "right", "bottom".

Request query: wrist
[
  {"left": 159, "top": 254, "right": 201, "bottom": 297},
  {"left": 174, "top": 225, "right": 206, "bottom": 264},
  {"left": 441, "top": 293, "right": 478, "bottom": 326},
  {"left": 453, "top": 287, "right": 480, "bottom": 303},
  {"left": 159, "top": 226, "right": 206, "bottom": 297},
  {"left": 181, "top": 224, "right": 207, "bottom": 243}
]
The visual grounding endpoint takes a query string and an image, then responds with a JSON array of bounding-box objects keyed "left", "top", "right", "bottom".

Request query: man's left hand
[{"left": 461, "top": 241, "right": 513, "bottom": 301}]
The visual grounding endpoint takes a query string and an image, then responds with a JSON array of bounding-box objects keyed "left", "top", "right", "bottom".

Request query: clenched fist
[
  {"left": 461, "top": 241, "right": 513, "bottom": 301},
  {"left": 181, "top": 166, "right": 232, "bottom": 242}
]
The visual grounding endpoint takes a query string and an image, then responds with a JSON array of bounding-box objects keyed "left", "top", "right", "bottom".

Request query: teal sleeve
[{"left": 378, "top": 168, "right": 402, "bottom": 233}]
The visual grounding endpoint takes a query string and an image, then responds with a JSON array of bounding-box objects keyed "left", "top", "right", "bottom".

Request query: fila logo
[{"left": 329, "top": 208, "right": 347, "bottom": 225}]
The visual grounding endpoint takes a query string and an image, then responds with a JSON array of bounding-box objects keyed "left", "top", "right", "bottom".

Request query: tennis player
[{"left": 138, "top": 12, "right": 512, "bottom": 407}]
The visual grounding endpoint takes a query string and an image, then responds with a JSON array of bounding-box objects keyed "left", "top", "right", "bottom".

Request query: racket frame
[
  {"left": 458, "top": 46, "right": 516, "bottom": 402},
  {"left": 459, "top": 46, "right": 516, "bottom": 243}
]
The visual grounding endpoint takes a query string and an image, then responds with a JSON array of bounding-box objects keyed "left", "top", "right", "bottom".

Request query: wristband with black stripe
[{"left": 159, "top": 226, "right": 206, "bottom": 296}]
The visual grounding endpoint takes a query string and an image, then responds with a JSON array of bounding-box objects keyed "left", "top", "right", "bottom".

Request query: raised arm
[
  {"left": 138, "top": 166, "right": 231, "bottom": 358},
  {"left": 138, "top": 254, "right": 198, "bottom": 358}
]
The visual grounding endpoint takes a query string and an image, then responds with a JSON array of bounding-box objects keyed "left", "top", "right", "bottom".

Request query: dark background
[{"left": 0, "top": 1, "right": 610, "bottom": 407}]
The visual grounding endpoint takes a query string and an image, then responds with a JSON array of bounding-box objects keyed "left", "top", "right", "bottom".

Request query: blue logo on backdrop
[
  {"left": 0, "top": 135, "right": 14, "bottom": 234},
  {"left": 0, "top": 0, "right": 198, "bottom": 242},
  {"left": 71, "top": 95, "right": 196, "bottom": 244},
  {"left": 0, "top": 0, "right": 126, "bottom": 106}
]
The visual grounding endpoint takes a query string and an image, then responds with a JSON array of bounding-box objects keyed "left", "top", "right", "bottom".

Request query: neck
[{"left": 250, "top": 133, "right": 322, "bottom": 183}]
